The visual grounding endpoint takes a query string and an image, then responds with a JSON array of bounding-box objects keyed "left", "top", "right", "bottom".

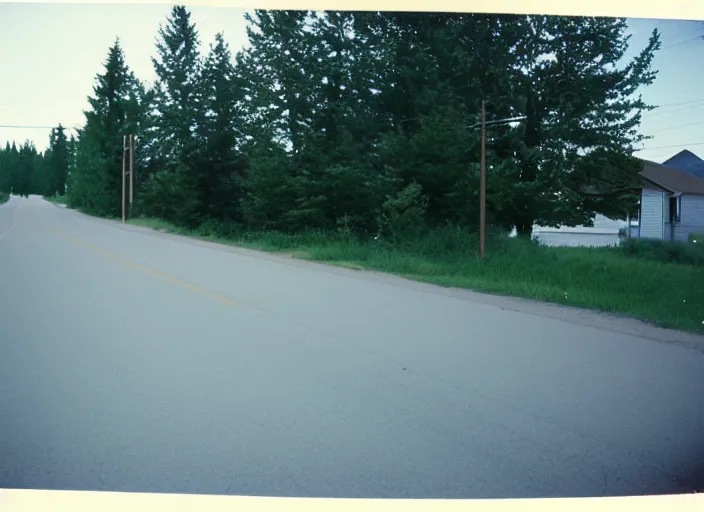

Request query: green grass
[
  {"left": 689, "top": 232, "right": 704, "bottom": 245},
  {"left": 126, "top": 216, "right": 704, "bottom": 334},
  {"left": 43, "top": 194, "right": 70, "bottom": 205}
]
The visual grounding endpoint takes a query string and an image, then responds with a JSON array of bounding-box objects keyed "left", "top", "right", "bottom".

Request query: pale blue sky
[{"left": 0, "top": 4, "right": 703, "bottom": 163}]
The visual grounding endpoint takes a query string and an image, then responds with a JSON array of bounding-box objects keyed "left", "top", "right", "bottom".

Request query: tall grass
[
  {"left": 43, "top": 194, "right": 70, "bottom": 205},
  {"left": 128, "top": 217, "right": 704, "bottom": 333},
  {"left": 620, "top": 237, "right": 704, "bottom": 266}
]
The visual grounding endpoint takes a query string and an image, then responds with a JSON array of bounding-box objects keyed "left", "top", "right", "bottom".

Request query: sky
[{"left": 0, "top": 4, "right": 704, "bottom": 163}]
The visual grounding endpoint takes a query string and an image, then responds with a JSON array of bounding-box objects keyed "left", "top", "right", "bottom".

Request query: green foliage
[
  {"left": 192, "top": 32, "right": 247, "bottom": 221},
  {"left": 151, "top": 6, "right": 202, "bottom": 164},
  {"left": 620, "top": 237, "right": 704, "bottom": 266},
  {"left": 67, "top": 39, "right": 146, "bottom": 217},
  {"left": 0, "top": 139, "right": 55, "bottom": 197},
  {"left": 376, "top": 182, "right": 429, "bottom": 243},
  {"left": 688, "top": 232, "right": 704, "bottom": 244},
  {"left": 135, "top": 166, "right": 201, "bottom": 228},
  {"left": 32, "top": 9, "right": 664, "bottom": 247},
  {"left": 500, "top": 17, "right": 661, "bottom": 235}
]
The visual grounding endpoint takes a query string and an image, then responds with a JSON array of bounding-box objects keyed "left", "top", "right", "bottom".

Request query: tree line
[
  {"left": 0, "top": 126, "right": 74, "bottom": 198},
  {"left": 1, "top": 9, "right": 661, "bottom": 239}
]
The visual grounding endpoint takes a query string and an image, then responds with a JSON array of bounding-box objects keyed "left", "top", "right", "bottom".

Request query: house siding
[
  {"left": 674, "top": 194, "right": 704, "bottom": 242},
  {"left": 640, "top": 188, "right": 665, "bottom": 239}
]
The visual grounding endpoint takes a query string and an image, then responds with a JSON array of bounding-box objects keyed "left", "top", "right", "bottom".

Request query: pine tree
[
  {"left": 137, "top": 5, "right": 203, "bottom": 226},
  {"left": 15, "top": 141, "right": 38, "bottom": 198},
  {"left": 192, "top": 32, "right": 247, "bottom": 221},
  {"left": 151, "top": 5, "right": 202, "bottom": 163},
  {"left": 0, "top": 142, "right": 13, "bottom": 193},
  {"left": 69, "top": 39, "right": 145, "bottom": 216},
  {"left": 47, "top": 124, "right": 70, "bottom": 196}
]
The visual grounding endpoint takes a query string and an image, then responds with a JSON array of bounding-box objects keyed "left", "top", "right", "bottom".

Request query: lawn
[{"left": 128, "top": 217, "right": 704, "bottom": 334}]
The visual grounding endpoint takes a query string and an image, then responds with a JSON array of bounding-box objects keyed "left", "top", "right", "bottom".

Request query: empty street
[{"left": 1, "top": 195, "right": 703, "bottom": 499}]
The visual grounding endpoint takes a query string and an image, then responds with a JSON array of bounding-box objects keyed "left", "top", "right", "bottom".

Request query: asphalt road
[{"left": 1, "top": 195, "right": 704, "bottom": 499}]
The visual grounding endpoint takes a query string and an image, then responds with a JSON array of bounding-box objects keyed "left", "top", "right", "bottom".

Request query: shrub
[{"left": 376, "top": 182, "right": 429, "bottom": 244}]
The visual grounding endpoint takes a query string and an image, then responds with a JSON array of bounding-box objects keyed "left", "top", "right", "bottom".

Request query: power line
[
  {"left": 652, "top": 98, "right": 704, "bottom": 108},
  {"left": 636, "top": 141, "right": 704, "bottom": 151},
  {"left": 661, "top": 35, "right": 704, "bottom": 49},
  {"left": 649, "top": 120, "right": 704, "bottom": 134},
  {"left": 0, "top": 124, "right": 79, "bottom": 130},
  {"left": 642, "top": 101, "right": 704, "bottom": 118}
]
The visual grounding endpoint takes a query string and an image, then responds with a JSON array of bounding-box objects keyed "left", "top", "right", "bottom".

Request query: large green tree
[
  {"left": 149, "top": 5, "right": 202, "bottom": 164},
  {"left": 68, "top": 39, "right": 145, "bottom": 216},
  {"left": 495, "top": 16, "right": 660, "bottom": 236},
  {"left": 49, "top": 11, "right": 662, "bottom": 243},
  {"left": 191, "top": 32, "right": 247, "bottom": 221},
  {"left": 137, "top": 5, "right": 203, "bottom": 226},
  {"left": 46, "top": 124, "right": 70, "bottom": 196}
]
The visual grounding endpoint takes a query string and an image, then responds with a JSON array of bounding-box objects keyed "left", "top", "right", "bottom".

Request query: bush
[
  {"left": 135, "top": 168, "right": 201, "bottom": 229},
  {"left": 0, "top": 191, "right": 9, "bottom": 204},
  {"left": 376, "top": 182, "right": 429, "bottom": 244},
  {"left": 620, "top": 237, "right": 704, "bottom": 266}
]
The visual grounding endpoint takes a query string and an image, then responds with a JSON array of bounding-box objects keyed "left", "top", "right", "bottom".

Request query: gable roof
[
  {"left": 662, "top": 150, "right": 704, "bottom": 179},
  {"left": 640, "top": 159, "right": 704, "bottom": 195}
]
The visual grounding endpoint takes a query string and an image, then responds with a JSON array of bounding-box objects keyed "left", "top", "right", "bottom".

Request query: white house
[{"left": 636, "top": 160, "right": 704, "bottom": 242}]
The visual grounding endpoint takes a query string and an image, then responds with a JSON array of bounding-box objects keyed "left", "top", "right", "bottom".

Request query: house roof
[
  {"left": 662, "top": 149, "right": 704, "bottom": 179},
  {"left": 640, "top": 159, "right": 704, "bottom": 195}
]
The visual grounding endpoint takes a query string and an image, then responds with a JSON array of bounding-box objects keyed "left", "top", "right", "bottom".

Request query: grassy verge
[
  {"left": 127, "top": 216, "right": 704, "bottom": 334},
  {"left": 43, "top": 194, "right": 70, "bottom": 205}
]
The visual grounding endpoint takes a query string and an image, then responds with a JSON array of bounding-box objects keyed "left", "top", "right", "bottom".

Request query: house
[
  {"left": 636, "top": 159, "right": 704, "bottom": 242},
  {"left": 662, "top": 149, "right": 704, "bottom": 179},
  {"left": 531, "top": 214, "right": 625, "bottom": 247}
]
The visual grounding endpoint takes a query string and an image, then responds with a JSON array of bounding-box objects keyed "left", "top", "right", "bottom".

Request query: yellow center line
[{"left": 42, "top": 216, "right": 255, "bottom": 310}]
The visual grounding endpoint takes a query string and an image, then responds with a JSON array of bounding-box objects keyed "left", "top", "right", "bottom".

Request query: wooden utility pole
[
  {"left": 129, "top": 135, "right": 135, "bottom": 208},
  {"left": 121, "top": 134, "right": 135, "bottom": 224},
  {"left": 479, "top": 100, "right": 487, "bottom": 259},
  {"left": 122, "top": 135, "right": 127, "bottom": 224}
]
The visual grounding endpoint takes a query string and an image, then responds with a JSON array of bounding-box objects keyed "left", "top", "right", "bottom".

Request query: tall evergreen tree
[
  {"left": 47, "top": 124, "right": 70, "bottom": 196},
  {"left": 151, "top": 5, "right": 202, "bottom": 162},
  {"left": 0, "top": 142, "right": 14, "bottom": 193},
  {"left": 69, "top": 39, "right": 145, "bottom": 216},
  {"left": 15, "top": 141, "right": 38, "bottom": 197},
  {"left": 190, "top": 32, "right": 247, "bottom": 221},
  {"left": 137, "top": 5, "right": 203, "bottom": 226}
]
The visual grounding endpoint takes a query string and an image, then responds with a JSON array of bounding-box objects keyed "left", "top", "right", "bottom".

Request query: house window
[{"left": 669, "top": 196, "right": 681, "bottom": 223}]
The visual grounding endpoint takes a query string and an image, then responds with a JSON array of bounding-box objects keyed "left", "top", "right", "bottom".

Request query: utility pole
[
  {"left": 122, "top": 135, "right": 127, "bottom": 224},
  {"left": 468, "top": 111, "right": 526, "bottom": 259},
  {"left": 129, "top": 134, "right": 135, "bottom": 210},
  {"left": 122, "top": 134, "right": 135, "bottom": 224},
  {"left": 479, "top": 100, "right": 487, "bottom": 259}
]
